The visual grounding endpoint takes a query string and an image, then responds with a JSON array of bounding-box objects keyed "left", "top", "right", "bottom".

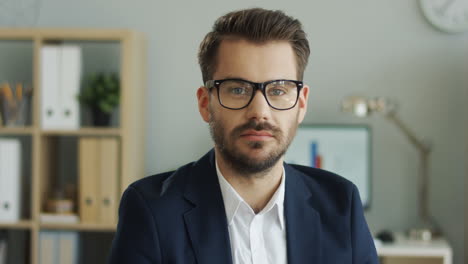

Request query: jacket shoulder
[
  {"left": 128, "top": 161, "right": 195, "bottom": 201},
  {"left": 287, "top": 164, "right": 358, "bottom": 213},
  {"left": 289, "top": 164, "right": 354, "bottom": 188}
]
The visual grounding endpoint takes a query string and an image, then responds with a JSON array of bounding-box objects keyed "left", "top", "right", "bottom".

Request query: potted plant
[{"left": 78, "top": 72, "right": 120, "bottom": 126}]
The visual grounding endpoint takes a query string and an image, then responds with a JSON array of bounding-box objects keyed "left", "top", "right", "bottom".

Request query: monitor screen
[{"left": 285, "top": 125, "right": 372, "bottom": 209}]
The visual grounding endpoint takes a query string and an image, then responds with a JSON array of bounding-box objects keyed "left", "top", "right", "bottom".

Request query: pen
[
  {"left": 0, "top": 83, "right": 6, "bottom": 98},
  {"left": 16, "top": 83, "right": 23, "bottom": 101},
  {"left": 2, "top": 83, "right": 13, "bottom": 100},
  {"left": 3, "top": 83, "right": 15, "bottom": 108}
]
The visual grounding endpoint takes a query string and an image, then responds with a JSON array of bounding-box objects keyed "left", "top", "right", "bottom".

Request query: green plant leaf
[{"left": 78, "top": 72, "right": 120, "bottom": 112}]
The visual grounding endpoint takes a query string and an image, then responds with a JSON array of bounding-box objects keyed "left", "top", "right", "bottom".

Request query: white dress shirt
[{"left": 216, "top": 160, "right": 287, "bottom": 264}]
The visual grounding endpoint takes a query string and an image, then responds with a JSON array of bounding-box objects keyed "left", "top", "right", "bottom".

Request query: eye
[
  {"left": 222, "top": 81, "right": 252, "bottom": 96},
  {"left": 230, "top": 87, "right": 248, "bottom": 95},
  {"left": 268, "top": 88, "right": 286, "bottom": 96},
  {"left": 266, "top": 81, "right": 296, "bottom": 97}
]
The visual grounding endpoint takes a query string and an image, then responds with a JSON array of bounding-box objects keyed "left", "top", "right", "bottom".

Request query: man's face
[{"left": 197, "top": 39, "right": 309, "bottom": 175}]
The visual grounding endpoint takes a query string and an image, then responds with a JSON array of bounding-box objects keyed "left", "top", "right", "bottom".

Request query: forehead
[{"left": 213, "top": 39, "right": 297, "bottom": 82}]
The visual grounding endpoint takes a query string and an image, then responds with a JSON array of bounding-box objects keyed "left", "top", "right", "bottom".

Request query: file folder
[
  {"left": 41, "top": 45, "right": 81, "bottom": 130},
  {"left": 0, "top": 139, "right": 22, "bottom": 222},
  {"left": 41, "top": 46, "right": 61, "bottom": 130},
  {"left": 58, "top": 232, "right": 79, "bottom": 264},
  {"left": 79, "top": 137, "right": 119, "bottom": 224},
  {"left": 79, "top": 137, "right": 99, "bottom": 223},
  {"left": 39, "top": 231, "right": 58, "bottom": 264},
  {"left": 39, "top": 231, "right": 79, "bottom": 264},
  {"left": 99, "top": 137, "right": 119, "bottom": 224},
  {"left": 59, "top": 46, "right": 81, "bottom": 130}
]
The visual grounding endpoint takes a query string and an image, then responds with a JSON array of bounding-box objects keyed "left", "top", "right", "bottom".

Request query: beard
[{"left": 208, "top": 109, "right": 298, "bottom": 177}]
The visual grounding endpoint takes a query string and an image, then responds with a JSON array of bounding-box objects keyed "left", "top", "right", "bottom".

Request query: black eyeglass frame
[{"left": 205, "top": 78, "right": 304, "bottom": 110}]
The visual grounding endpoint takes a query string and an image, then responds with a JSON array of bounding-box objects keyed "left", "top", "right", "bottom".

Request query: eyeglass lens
[{"left": 218, "top": 80, "right": 299, "bottom": 109}]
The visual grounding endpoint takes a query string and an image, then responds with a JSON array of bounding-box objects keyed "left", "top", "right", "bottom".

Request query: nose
[{"left": 245, "top": 90, "right": 271, "bottom": 121}]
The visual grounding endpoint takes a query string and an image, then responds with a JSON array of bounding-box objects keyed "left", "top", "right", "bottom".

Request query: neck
[{"left": 215, "top": 148, "right": 284, "bottom": 213}]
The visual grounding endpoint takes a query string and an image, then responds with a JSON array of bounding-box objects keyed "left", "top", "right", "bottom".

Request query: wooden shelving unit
[{"left": 0, "top": 28, "right": 146, "bottom": 264}]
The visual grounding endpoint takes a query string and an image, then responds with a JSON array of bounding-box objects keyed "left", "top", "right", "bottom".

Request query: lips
[
  {"left": 241, "top": 130, "right": 272, "bottom": 136},
  {"left": 240, "top": 130, "right": 273, "bottom": 141}
]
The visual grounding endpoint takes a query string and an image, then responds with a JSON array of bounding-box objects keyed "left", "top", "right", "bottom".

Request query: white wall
[
  {"left": 1, "top": 0, "right": 466, "bottom": 263},
  {"left": 464, "top": 84, "right": 467, "bottom": 264}
]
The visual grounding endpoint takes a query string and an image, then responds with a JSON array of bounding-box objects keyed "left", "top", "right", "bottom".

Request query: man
[{"left": 109, "top": 8, "right": 378, "bottom": 264}]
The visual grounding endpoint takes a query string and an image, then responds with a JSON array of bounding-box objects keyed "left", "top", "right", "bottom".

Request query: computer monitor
[{"left": 285, "top": 124, "right": 372, "bottom": 209}]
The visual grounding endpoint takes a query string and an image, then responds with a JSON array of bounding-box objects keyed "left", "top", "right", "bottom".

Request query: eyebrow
[{"left": 215, "top": 75, "right": 244, "bottom": 80}]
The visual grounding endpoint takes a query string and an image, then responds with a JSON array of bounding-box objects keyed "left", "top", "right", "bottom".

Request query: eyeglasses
[{"left": 205, "top": 78, "right": 303, "bottom": 110}]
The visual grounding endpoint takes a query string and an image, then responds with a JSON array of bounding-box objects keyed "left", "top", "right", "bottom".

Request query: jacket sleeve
[
  {"left": 108, "top": 186, "right": 162, "bottom": 264},
  {"left": 350, "top": 184, "right": 379, "bottom": 264}
]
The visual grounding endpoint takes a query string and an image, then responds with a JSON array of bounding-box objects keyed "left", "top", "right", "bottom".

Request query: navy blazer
[{"left": 108, "top": 150, "right": 378, "bottom": 264}]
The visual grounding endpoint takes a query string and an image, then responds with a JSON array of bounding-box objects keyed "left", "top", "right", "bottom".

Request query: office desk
[{"left": 376, "top": 234, "right": 452, "bottom": 264}]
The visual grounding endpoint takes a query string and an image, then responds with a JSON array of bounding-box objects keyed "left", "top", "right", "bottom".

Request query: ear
[
  {"left": 197, "top": 86, "right": 211, "bottom": 123},
  {"left": 297, "top": 85, "right": 309, "bottom": 124}
]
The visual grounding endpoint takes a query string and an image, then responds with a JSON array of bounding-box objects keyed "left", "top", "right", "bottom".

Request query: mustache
[{"left": 232, "top": 120, "right": 280, "bottom": 136}]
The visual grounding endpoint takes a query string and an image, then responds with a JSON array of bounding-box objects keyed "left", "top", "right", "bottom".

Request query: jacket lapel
[
  {"left": 284, "top": 164, "right": 322, "bottom": 264},
  {"left": 182, "top": 150, "right": 233, "bottom": 264}
]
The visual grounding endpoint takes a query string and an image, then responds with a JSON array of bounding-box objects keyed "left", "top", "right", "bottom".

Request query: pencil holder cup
[{"left": 0, "top": 95, "right": 30, "bottom": 127}]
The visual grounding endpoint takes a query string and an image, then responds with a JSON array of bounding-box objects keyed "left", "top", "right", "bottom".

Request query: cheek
[
  {"left": 215, "top": 108, "right": 239, "bottom": 126},
  {"left": 210, "top": 108, "right": 237, "bottom": 135},
  {"left": 277, "top": 111, "right": 300, "bottom": 133}
]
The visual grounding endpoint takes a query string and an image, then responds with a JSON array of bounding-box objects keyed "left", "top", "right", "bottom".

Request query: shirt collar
[{"left": 215, "top": 158, "right": 286, "bottom": 230}]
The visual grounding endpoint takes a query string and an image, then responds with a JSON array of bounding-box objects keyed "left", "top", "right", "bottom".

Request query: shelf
[
  {"left": 0, "top": 127, "right": 121, "bottom": 136},
  {"left": 39, "top": 223, "right": 116, "bottom": 232},
  {"left": 0, "top": 127, "right": 35, "bottom": 135},
  {"left": 0, "top": 126, "right": 35, "bottom": 134},
  {"left": 40, "top": 127, "right": 121, "bottom": 136},
  {"left": 0, "top": 220, "right": 34, "bottom": 229},
  {"left": 0, "top": 28, "right": 138, "bottom": 41}
]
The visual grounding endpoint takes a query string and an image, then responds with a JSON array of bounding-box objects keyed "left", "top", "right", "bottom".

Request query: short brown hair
[{"left": 198, "top": 8, "right": 310, "bottom": 83}]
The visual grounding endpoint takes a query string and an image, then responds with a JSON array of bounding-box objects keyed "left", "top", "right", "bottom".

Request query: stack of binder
[
  {"left": 41, "top": 45, "right": 82, "bottom": 130},
  {"left": 79, "top": 137, "right": 119, "bottom": 224},
  {"left": 0, "top": 139, "right": 21, "bottom": 222}
]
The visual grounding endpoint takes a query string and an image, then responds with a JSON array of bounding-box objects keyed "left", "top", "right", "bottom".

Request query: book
[{"left": 39, "top": 213, "right": 79, "bottom": 224}]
